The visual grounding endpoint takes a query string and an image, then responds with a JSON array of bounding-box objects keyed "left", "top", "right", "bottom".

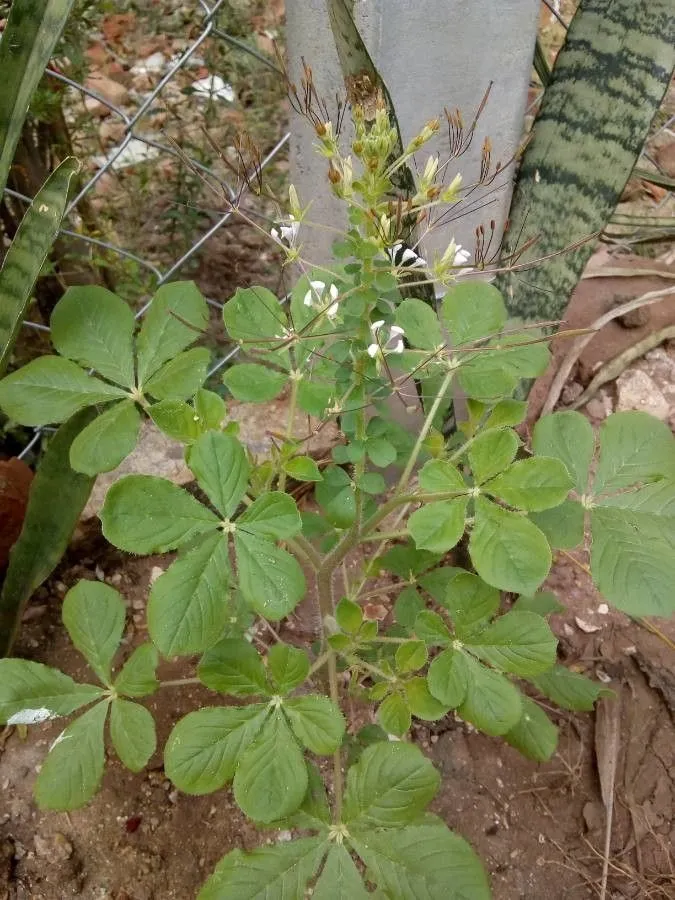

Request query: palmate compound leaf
[
  {"left": 469, "top": 497, "right": 551, "bottom": 595},
  {"left": 147, "top": 531, "right": 231, "bottom": 658},
  {"left": 342, "top": 741, "right": 440, "bottom": 829},
  {"left": 109, "top": 698, "right": 156, "bottom": 772},
  {"left": 0, "top": 356, "right": 127, "bottom": 426},
  {"left": 0, "top": 659, "right": 103, "bottom": 725},
  {"left": 234, "top": 531, "right": 306, "bottom": 620},
  {"left": 50, "top": 285, "right": 136, "bottom": 389},
  {"left": 69, "top": 400, "right": 141, "bottom": 476},
  {"left": 198, "top": 837, "right": 326, "bottom": 900},
  {"left": 61, "top": 580, "right": 125, "bottom": 685},
  {"left": 463, "top": 610, "right": 558, "bottom": 676},
  {"left": 136, "top": 281, "right": 209, "bottom": 384},
  {"left": 233, "top": 709, "right": 309, "bottom": 823},
  {"left": 350, "top": 820, "right": 491, "bottom": 900},
  {"left": 186, "top": 431, "right": 250, "bottom": 519},
  {"left": 164, "top": 704, "right": 269, "bottom": 794},
  {"left": 590, "top": 479, "right": 675, "bottom": 616},
  {"left": 34, "top": 700, "right": 108, "bottom": 810},
  {"left": 100, "top": 475, "right": 219, "bottom": 554}
]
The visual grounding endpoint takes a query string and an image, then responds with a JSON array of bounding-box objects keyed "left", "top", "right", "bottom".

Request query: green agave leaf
[
  {"left": 0, "top": 0, "right": 76, "bottom": 198},
  {"left": 0, "top": 659, "right": 103, "bottom": 725},
  {"left": 342, "top": 741, "right": 439, "bottom": 829},
  {"left": 457, "top": 654, "right": 522, "bottom": 736},
  {"left": 530, "top": 664, "right": 610, "bottom": 712},
  {"left": 69, "top": 400, "right": 141, "bottom": 476},
  {"left": 0, "top": 157, "right": 80, "bottom": 377},
  {"left": 0, "top": 356, "right": 127, "bottom": 426},
  {"left": 427, "top": 649, "right": 470, "bottom": 708},
  {"left": 199, "top": 637, "right": 270, "bottom": 696},
  {"left": 234, "top": 531, "right": 306, "bottom": 620},
  {"left": 504, "top": 696, "right": 558, "bottom": 762},
  {"left": 351, "top": 822, "right": 490, "bottom": 899},
  {"left": 530, "top": 500, "right": 585, "bottom": 550},
  {"left": 238, "top": 491, "right": 301, "bottom": 541},
  {"left": 408, "top": 498, "right": 468, "bottom": 553},
  {"left": 144, "top": 347, "right": 210, "bottom": 401},
  {"left": 164, "top": 705, "right": 268, "bottom": 795},
  {"left": 284, "top": 695, "right": 346, "bottom": 754},
  {"left": 312, "top": 843, "right": 368, "bottom": 900},
  {"left": 113, "top": 644, "right": 159, "bottom": 698},
  {"left": 0, "top": 409, "right": 97, "bottom": 656},
  {"left": 377, "top": 692, "right": 411, "bottom": 736},
  {"left": 198, "top": 838, "right": 326, "bottom": 900},
  {"left": 441, "top": 282, "right": 507, "bottom": 346},
  {"left": 464, "top": 610, "right": 557, "bottom": 676},
  {"left": 233, "top": 710, "right": 308, "bottom": 823},
  {"left": 469, "top": 497, "right": 551, "bottom": 595},
  {"left": 593, "top": 411, "right": 675, "bottom": 495},
  {"left": 109, "top": 698, "right": 156, "bottom": 772},
  {"left": 315, "top": 465, "right": 356, "bottom": 528},
  {"left": 267, "top": 643, "right": 310, "bottom": 694},
  {"left": 468, "top": 428, "right": 519, "bottom": 484},
  {"left": 101, "top": 475, "right": 218, "bottom": 553},
  {"left": 532, "top": 411, "right": 594, "bottom": 494},
  {"left": 486, "top": 457, "right": 573, "bottom": 512},
  {"left": 62, "top": 580, "right": 125, "bottom": 685},
  {"left": 186, "top": 430, "right": 249, "bottom": 519},
  {"left": 34, "top": 700, "right": 108, "bottom": 811},
  {"left": 50, "top": 286, "right": 135, "bottom": 388},
  {"left": 395, "top": 298, "right": 443, "bottom": 349},
  {"left": 147, "top": 531, "right": 231, "bottom": 657},
  {"left": 136, "top": 281, "right": 208, "bottom": 383},
  {"left": 223, "top": 362, "right": 287, "bottom": 402}
]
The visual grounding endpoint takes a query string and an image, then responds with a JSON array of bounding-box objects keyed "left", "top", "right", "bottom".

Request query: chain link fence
[{"left": 3, "top": 0, "right": 673, "bottom": 460}]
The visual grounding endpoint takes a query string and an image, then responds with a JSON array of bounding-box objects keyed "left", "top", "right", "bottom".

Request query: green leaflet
[
  {"left": 503, "top": 696, "right": 558, "bottom": 762},
  {"left": 199, "top": 638, "right": 271, "bottom": 697},
  {"left": 267, "top": 643, "right": 310, "bottom": 694},
  {"left": 0, "top": 659, "right": 102, "bottom": 724},
  {"left": 222, "top": 362, "right": 287, "bottom": 402},
  {"left": 34, "top": 700, "right": 108, "bottom": 811},
  {"left": 234, "top": 531, "right": 306, "bottom": 620},
  {"left": 532, "top": 412, "right": 594, "bottom": 494},
  {"left": 395, "top": 299, "right": 443, "bottom": 349},
  {"left": 0, "top": 158, "right": 80, "bottom": 377},
  {"left": 457, "top": 654, "right": 522, "bottom": 737},
  {"left": 283, "top": 695, "right": 346, "bottom": 755},
  {"left": 109, "top": 699, "right": 156, "bottom": 772},
  {"left": 464, "top": 610, "right": 558, "bottom": 677},
  {"left": 0, "top": 0, "right": 76, "bottom": 197},
  {"left": 408, "top": 498, "right": 468, "bottom": 553},
  {"left": 0, "top": 409, "right": 96, "bottom": 656},
  {"left": 62, "top": 581, "right": 125, "bottom": 685},
  {"left": 69, "top": 400, "right": 141, "bottom": 476},
  {"left": 531, "top": 665, "right": 610, "bottom": 712},
  {"left": 496, "top": 0, "right": 675, "bottom": 322},
  {"left": 113, "top": 644, "right": 159, "bottom": 698},
  {"left": 0, "top": 356, "right": 127, "bottom": 426},
  {"left": 186, "top": 430, "right": 249, "bottom": 518},
  {"left": 378, "top": 692, "right": 411, "bottom": 736},
  {"left": 144, "top": 347, "right": 210, "bottom": 401},
  {"left": 441, "top": 282, "right": 507, "bottom": 346},
  {"left": 313, "top": 843, "right": 368, "bottom": 899},
  {"left": 136, "top": 281, "right": 208, "bottom": 383},
  {"left": 50, "top": 286, "right": 136, "bottom": 388}
]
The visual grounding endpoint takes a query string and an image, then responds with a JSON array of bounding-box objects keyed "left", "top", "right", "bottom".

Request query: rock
[
  {"left": 612, "top": 295, "right": 650, "bottom": 329},
  {"left": 616, "top": 368, "right": 670, "bottom": 421},
  {"left": 34, "top": 832, "right": 73, "bottom": 863},
  {"left": 85, "top": 72, "right": 129, "bottom": 115},
  {"left": 228, "top": 398, "right": 339, "bottom": 461},
  {"left": 98, "top": 121, "right": 126, "bottom": 145},
  {"left": 82, "top": 421, "right": 192, "bottom": 520}
]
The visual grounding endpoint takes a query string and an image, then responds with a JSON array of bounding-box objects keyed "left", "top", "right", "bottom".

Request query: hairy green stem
[
  {"left": 317, "top": 566, "right": 343, "bottom": 822},
  {"left": 397, "top": 369, "right": 454, "bottom": 491},
  {"left": 159, "top": 677, "right": 201, "bottom": 688},
  {"left": 278, "top": 376, "right": 299, "bottom": 493}
]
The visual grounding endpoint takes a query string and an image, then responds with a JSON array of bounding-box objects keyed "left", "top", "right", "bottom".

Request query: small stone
[
  {"left": 85, "top": 72, "right": 129, "bottom": 111},
  {"left": 149, "top": 566, "right": 164, "bottom": 584},
  {"left": 110, "top": 572, "right": 122, "bottom": 586},
  {"left": 612, "top": 296, "right": 650, "bottom": 329},
  {"left": 277, "top": 830, "right": 292, "bottom": 842},
  {"left": 34, "top": 832, "right": 73, "bottom": 862},
  {"left": 575, "top": 616, "right": 600, "bottom": 634},
  {"left": 616, "top": 369, "right": 670, "bottom": 421},
  {"left": 597, "top": 603, "right": 609, "bottom": 615},
  {"left": 585, "top": 397, "right": 608, "bottom": 420}
]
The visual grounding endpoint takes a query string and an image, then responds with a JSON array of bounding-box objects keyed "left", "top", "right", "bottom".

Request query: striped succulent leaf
[{"left": 496, "top": 0, "right": 675, "bottom": 322}]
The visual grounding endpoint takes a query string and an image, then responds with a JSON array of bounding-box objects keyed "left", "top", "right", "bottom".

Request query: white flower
[
  {"left": 387, "top": 242, "right": 427, "bottom": 269},
  {"left": 270, "top": 214, "right": 300, "bottom": 249},
  {"left": 453, "top": 245, "right": 471, "bottom": 266},
  {"left": 303, "top": 280, "right": 339, "bottom": 318},
  {"left": 367, "top": 320, "right": 405, "bottom": 357},
  {"left": 441, "top": 238, "right": 472, "bottom": 272}
]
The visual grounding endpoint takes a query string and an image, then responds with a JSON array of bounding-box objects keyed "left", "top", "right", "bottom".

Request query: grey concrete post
[{"left": 286, "top": 0, "right": 540, "bottom": 266}]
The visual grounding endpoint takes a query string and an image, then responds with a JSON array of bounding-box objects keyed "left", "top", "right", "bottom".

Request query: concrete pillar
[{"left": 286, "top": 0, "right": 539, "bottom": 267}]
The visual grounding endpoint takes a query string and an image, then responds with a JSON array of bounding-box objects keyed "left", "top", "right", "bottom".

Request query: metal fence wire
[{"left": 4, "top": 0, "right": 674, "bottom": 460}]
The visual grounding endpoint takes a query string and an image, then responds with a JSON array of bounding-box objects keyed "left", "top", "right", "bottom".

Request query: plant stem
[
  {"left": 287, "top": 534, "right": 322, "bottom": 570},
  {"left": 317, "top": 565, "right": 344, "bottom": 822},
  {"left": 277, "top": 375, "right": 300, "bottom": 493},
  {"left": 397, "top": 369, "right": 454, "bottom": 491},
  {"left": 358, "top": 529, "right": 409, "bottom": 543},
  {"left": 308, "top": 650, "right": 331, "bottom": 676}
]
